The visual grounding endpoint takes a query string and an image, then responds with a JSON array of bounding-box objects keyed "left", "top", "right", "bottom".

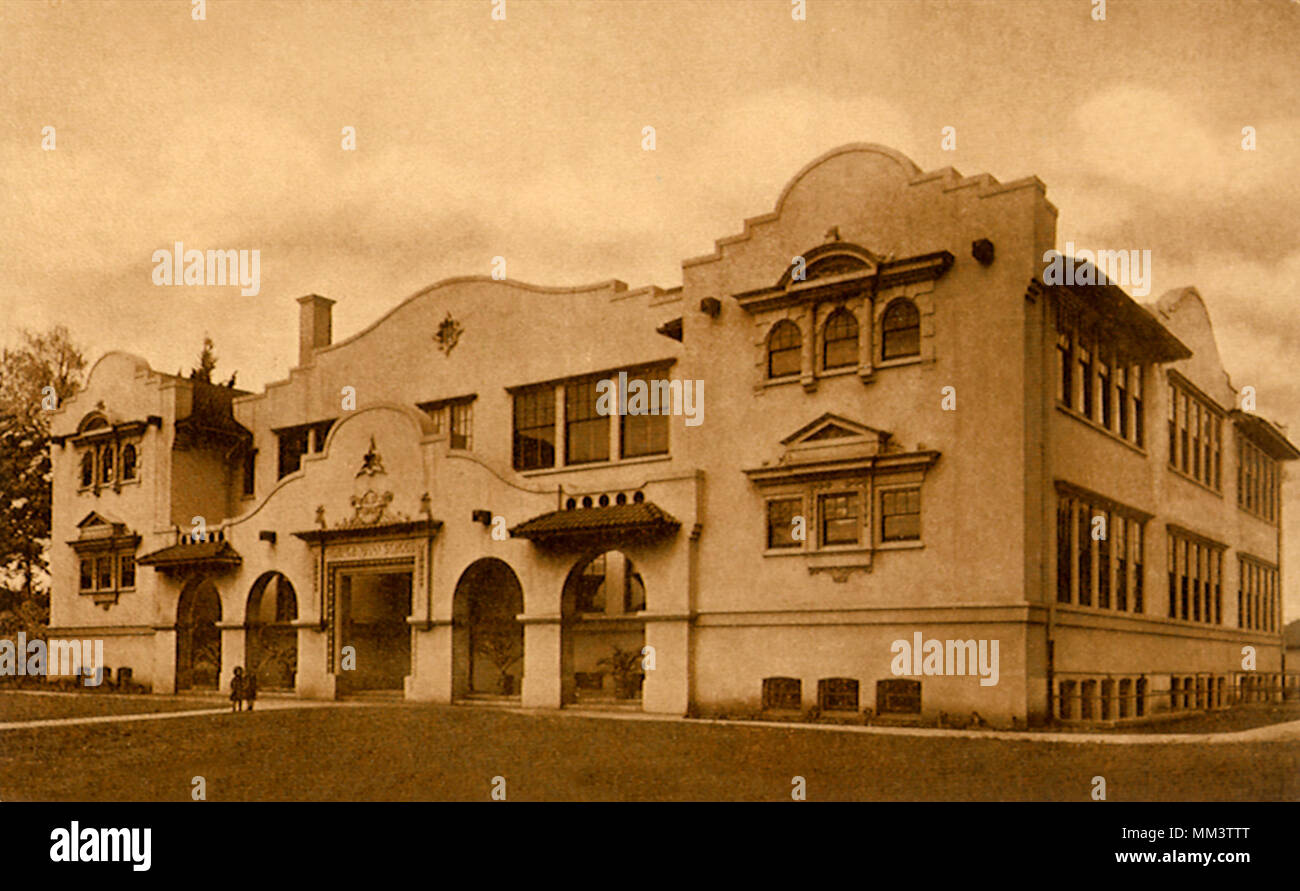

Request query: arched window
[
  {"left": 822, "top": 308, "right": 859, "bottom": 369},
  {"left": 80, "top": 452, "right": 94, "bottom": 487},
  {"left": 121, "top": 444, "right": 138, "bottom": 481},
  {"left": 99, "top": 444, "right": 114, "bottom": 484},
  {"left": 881, "top": 298, "right": 920, "bottom": 359},
  {"left": 767, "top": 320, "right": 802, "bottom": 378}
]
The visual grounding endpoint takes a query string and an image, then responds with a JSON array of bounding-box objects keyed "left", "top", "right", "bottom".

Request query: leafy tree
[{"left": 0, "top": 326, "right": 86, "bottom": 603}]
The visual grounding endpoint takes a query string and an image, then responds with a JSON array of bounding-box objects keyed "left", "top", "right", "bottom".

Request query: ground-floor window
[
  {"left": 762, "top": 677, "right": 801, "bottom": 711},
  {"left": 817, "top": 678, "right": 859, "bottom": 712}
]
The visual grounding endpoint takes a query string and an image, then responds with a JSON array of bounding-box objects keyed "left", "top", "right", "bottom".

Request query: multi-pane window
[
  {"left": 822, "top": 309, "right": 859, "bottom": 369},
  {"left": 99, "top": 444, "right": 114, "bottom": 484},
  {"left": 96, "top": 556, "right": 112, "bottom": 590},
  {"left": 565, "top": 378, "right": 610, "bottom": 465},
  {"left": 1054, "top": 306, "right": 1144, "bottom": 445},
  {"left": 1056, "top": 493, "right": 1145, "bottom": 613},
  {"left": 818, "top": 492, "right": 859, "bottom": 546},
  {"left": 79, "top": 559, "right": 93, "bottom": 591},
  {"left": 1056, "top": 330, "right": 1072, "bottom": 408},
  {"left": 276, "top": 426, "right": 311, "bottom": 479},
  {"left": 1237, "top": 435, "right": 1278, "bottom": 523},
  {"left": 881, "top": 299, "right": 920, "bottom": 360},
  {"left": 121, "top": 444, "right": 138, "bottom": 481},
  {"left": 80, "top": 452, "right": 94, "bottom": 487},
  {"left": 767, "top": 321, "right": 802, "bottom": 378},
  {"left": 1167, "top": 379, "right": 1221, "bottom": 490},
  {"left": 621, "top": 376, "right": 670, "bottom": 460},
  {"left": 512, "top": 387, "right": 556, "bottom": 471},
  {"left": 766, "top": 497, "right": 803, "bottom": 549},
  {"left": 762, "top": 677, "right": 801, "bottom": 711},
  {"left": 880, "top": 488, "right": 920, "bottom": 541},
  {"left": 1166, "top": 529, "right": 1224, "bottom": 624},
  {"left": 450, "top": 402, "right": 472, "bottom": 450},
  {"left": 817, "top": 678, "right": 860, "bottom": 712},
  {"left": 1239, "top": 556, "right": 1279, "bottom": 631},
  {"left": 119, "top": 554, "right": 136, "bottom": 589}
]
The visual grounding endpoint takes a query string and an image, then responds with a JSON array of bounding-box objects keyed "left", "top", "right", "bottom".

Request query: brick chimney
[{"left": 297, "top": 294, "right": 335, "bottom": 366}]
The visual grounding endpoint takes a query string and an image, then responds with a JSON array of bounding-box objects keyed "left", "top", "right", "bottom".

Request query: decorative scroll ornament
[
  {"left": 435, "top": 312, "right": 463, "bottom": 356},
  {"left": 356, "top": 436, "right": 386, "bottom": 477},
  {"left": 343, "top": 489, "right": 408, "bottom": 527}
]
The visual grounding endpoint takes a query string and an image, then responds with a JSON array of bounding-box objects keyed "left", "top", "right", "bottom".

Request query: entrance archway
[
  {"left": 245, "top": 572, "right": 299, "bottom": 690},
  {"left": 452, "top": 558, "right": 524, "bottom": 698},
  {"left": 336, "top": 568, "right": 412, "bottom": 694},
  {"left": 561, "top": 551, "right": 646, "bottom": 705},
  {"left": 176, "top": 578, "right": 222, "bottom": 691}
]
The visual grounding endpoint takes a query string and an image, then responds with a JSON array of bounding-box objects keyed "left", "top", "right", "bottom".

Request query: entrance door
[
  {"left": 337, "top": 570, "right": 412, "bottom": 693},
  {"left": 176, "top": 578, "right": 222, "bottom": 691}
]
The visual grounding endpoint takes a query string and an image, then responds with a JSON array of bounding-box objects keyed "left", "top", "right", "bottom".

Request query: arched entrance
[
  {"left": 561, "top": 550, "right": 646, "bottom": 705},
  {"left": 245, "top": 572, "right": 299, "bottom": 690},
  {"left": 176, "top": 578, "right": 222, "bottom": 691},
  {"left": 452, "top": 558, "right": 524, "bottom": 698}
]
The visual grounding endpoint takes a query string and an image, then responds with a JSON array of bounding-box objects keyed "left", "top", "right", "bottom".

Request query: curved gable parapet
[
  {"left": 51, "top": 351, "right": 169, "bottom": 436},
  {"left": 683, "top": 143, "right": 1042, "bottom": 270},
  {"left": 1153, "top": 286, "right": 1237, "bottom": 408}
]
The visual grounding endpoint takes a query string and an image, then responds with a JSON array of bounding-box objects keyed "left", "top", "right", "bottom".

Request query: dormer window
[
  {"left": 881, "top": 298, "right": 920, "bottom": 360},
  {"left": 767, "top": 321, "right": 801, "bottom": 378},
  {"left": 822, "top": 308, "right": 859, "bottom": 370}
]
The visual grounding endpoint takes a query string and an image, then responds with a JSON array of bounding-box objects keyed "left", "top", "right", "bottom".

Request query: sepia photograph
[{"left": 1, "top": 0, "right": 1296, "bottom": 875}]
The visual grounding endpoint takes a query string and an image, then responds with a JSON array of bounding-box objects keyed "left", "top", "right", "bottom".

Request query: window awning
[
  {"left": 509, "top": 502, "right": 681, "bottom": 547},
  {"left": 137, "top": 539, "right": 242, "bottom": 573}
]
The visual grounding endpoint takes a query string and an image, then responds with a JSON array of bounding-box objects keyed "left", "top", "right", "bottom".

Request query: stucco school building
[{"left": 48, "top": 144, "right": 1295, "bottom": 725}]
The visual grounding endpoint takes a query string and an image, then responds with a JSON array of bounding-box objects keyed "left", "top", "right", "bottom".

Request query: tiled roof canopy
[
  {"left": 509, "top": 502, "right": 680, "bottom": 546},
  {"left": 137, "top": 539, "right": 242, "bottom": 570}
]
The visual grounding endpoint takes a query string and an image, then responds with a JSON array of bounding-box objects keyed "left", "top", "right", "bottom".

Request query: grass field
[
  {"left": 2, "top": 701, "right": 1296, "bottom": 801},
  {"left": 0, "top": 691, "right": 227, "bottom": 723}
]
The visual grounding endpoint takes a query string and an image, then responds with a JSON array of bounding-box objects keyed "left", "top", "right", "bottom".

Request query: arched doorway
[
  {"left": 452, "top": 558, "right": 524, "bottom": 698},
  {"left": 176, "top": 578, "right": 222, "bottom": 691},
  {"left": 245, "top": 572, "right": 299, "bottom": 690},
  {"left": 561, "top": 551, "right": 646, "bottom": 705}
]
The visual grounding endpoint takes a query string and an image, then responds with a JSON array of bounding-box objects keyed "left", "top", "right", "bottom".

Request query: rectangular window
[
  {"left": 1097, "top": 511, "right": 1110, "bottom": 609},
  {"left": 96, "top": 556, "right": 112, "bottom": 591},
  {"left": 1167, "top": 534, "right": 1177, "bottom": 618},
  {"left": 766, "top": 497, "right": 803, "bottom": 549},
  {"left": 1180, "top": 540, "right": 1189, "bottom": 619},
  {"left": 880, "top": 488, "right": 920, "bottom": 542},
  {"left": 1191, "top": 542, "right": 1201, "bottom": 622},
  {"left": 119, "top": 554, "right": 136, "bottom": 589},
  {"left": 817, "top": 678, "right": 859, "bottom": 712},
  {"left": 1167, "top": 383, "right": 1177, "bottom": 464},
  {"left": 242, "top": 449, "right": 256, "bottom": 496},
  {"left": 277, "top": 427, "right": 310, "bottom": 479},
  {"left": 450, "top": 401, "right": 472, "bottom": 450},
  {"left": 1115, "top": 518, "right": 1127, "bottom": 611},
  {"left": 1116, "top": 366, "right": 1128, "bottom": 439},
  {"left": 1056, "top": 330, "right": 1072, "bottom": 407},
  {"left": 1056, "top": 498, "right": 1073, "bottom": 603},
  {"left": 1077, "top": 503, "right": 1092, "bottom": 606},
  {"left": 565, "top": 378, "right": 609, "bottom": 465},
  {"left": 621, "top": 376, "right": 670, "bottom": 459},
  {"left": 1179, "top": 393, "right": 1190, "bottom": 472},
  {"left": 1192, "top": 403, "right": 1201, "bottom": 479},
  {"left": 310, "top": 419, "right": 335, "bottom": 453},
  {"left": 79, "top": 559, "right": 93, "bottom": 591},
  {"left": 819, "top": 492, "right": 859, "bottom": 546},
  {"left": 1212, "top": 416, "right": 1221, "bottom": 490},
  {"left": 1132, "top": 520, "right": 1143, "bottom": 613},
  {"left": 1132, "top": 365, "right": 1144, "bottom": 446},
  {"left": 1077, "top": 341, "right": 1093, "bottom": 419},
  {"left": 1098, "top": 357, "right": 1112, "bottom": 430},
  {"left": 512, "top": 387, "right": 556, "bottom": 471}
]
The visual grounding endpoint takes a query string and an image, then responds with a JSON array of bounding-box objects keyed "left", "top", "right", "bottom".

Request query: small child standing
[
  {"left": 244, "top": 669, "right": 258, "bottom": 712},
  {"left": 230, "top": 666, "right": 245, "bottom": 713}
]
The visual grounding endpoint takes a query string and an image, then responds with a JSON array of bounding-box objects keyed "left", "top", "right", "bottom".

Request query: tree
[
  {"left": 189, "top": 335, "right": 218, "bottom": 383},
  {"left": 0, "top": 326, "right": 86, "bottom": 602},
  {"left": 188, "top": 335, "right": 237, "bottom": 387}
]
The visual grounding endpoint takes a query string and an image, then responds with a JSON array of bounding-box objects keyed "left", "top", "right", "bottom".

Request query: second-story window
[
  {"left": 121, "top": 444, "right": 138, "bottom": 481},
  {"left": 277, "top": 427, "right": 310, "bottom": 479},
  {"left": 513, "top": 387, "right": 556, "bottom": 471},
  {"left": 80, "top": 452, "right": 94, "bottom": 488},
  {"left": 822, "top": 308, "right": 859, "bottom": 370},
  {"left": 99, "top": 444, "right": 114, "bottom": 484},
  {"left": 565, "top": 378, "right": 609, "bottom": 465},
  {"left": 450, "top": 401, "right": 472, "bottom": 450},
  {"left": 242, "top": 448, "right": 256, "bottom": 496},
  {"left": 767, "top": 320, "right": 801, "bottom": 378},
  {"left": 881, "top": 299, "right": 920, "bottom": 360}
]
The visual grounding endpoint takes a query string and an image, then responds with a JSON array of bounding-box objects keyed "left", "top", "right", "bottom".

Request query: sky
[{"left": 3, "top": 0, "right": 1299, "bottom": 606}]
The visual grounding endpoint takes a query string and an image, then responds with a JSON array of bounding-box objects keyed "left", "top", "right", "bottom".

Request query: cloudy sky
[{"left": 3, "top": 0, "right": 1299, "bottom": 604}]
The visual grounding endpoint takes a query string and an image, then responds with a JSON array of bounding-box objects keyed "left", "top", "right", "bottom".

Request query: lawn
[
  {"left": 2, "top": 703, "right": 1296, "bottom": 801},
  {"left": 0, "top": 690, "right": 224, "bottom": 723}
]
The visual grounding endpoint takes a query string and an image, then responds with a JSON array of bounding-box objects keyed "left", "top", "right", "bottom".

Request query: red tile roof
[{"left": 509, "top": 502, "right": 680, "bottom": 541}]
